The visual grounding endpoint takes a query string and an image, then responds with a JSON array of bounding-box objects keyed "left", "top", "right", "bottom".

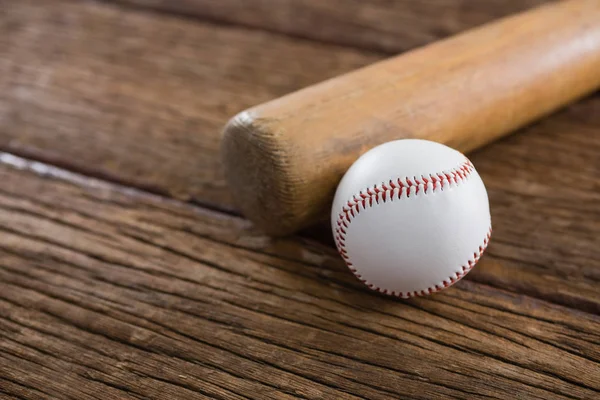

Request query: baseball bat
[{"left": 221, "top": 0, "right": 600, "bottom": 235}]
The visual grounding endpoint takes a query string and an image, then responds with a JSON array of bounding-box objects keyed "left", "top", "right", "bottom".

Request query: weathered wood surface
[
  {"left": 0, "top": 0, "right": 599, "bottom": 313},
  {"left": 112, "top": 0, "right": 549, "bottom": 53},
  {"left": 1, "top": 0, "right": 600, "bottom": 398},
  {"left": 0, "top": 0, "right": 380, "bottom": 210},
  {"left": 1, "top": 157, "right": 599, "bottom": 399}
]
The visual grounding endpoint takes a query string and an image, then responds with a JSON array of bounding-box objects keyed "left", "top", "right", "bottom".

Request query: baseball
[{"left": 331, "top": 139, "right": 491, "bottom": 298}]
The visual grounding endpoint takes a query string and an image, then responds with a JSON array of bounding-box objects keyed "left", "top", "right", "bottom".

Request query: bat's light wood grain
[
  {"left": 1, "top": 158, "right": 599, "bottom": 399},
  {"left": 111, "top": 0, "right": 549, "bottom": 53},
  {"left": 222, "top": 0, "right": 600, "bottom": 235}
]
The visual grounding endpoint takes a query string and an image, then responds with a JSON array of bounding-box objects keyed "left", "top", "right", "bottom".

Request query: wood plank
[
  {"left": 111, "top": 0, "right": 550, "bottom": 53},
  {"left": 1, "top": 155, "right": 600, "bottom": 399},
  {"left": 0, "top": 0, "right": 380, "bottom": 210}
]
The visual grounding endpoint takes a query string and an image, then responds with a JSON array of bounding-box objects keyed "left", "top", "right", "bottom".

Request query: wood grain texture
[
  {"left": 222, "top": 0, "right": 600, "bottom": 234},
  {"left": 2, "top": 0, "right": 599, "bottom": 398},
  {"left": 1, "top": 156, "right": 600, "bottom": 400},
  {"left": 110, "top": 0, "right": 549, "bottom": 53},
  {"left": 468, "top": 94, "right": 600, "bottom": 314},
  {"left": 0, "top": 0, "right": 380, "bottom": 210}
]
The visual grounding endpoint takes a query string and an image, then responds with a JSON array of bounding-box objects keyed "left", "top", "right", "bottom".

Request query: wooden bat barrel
[{"left": 221, "top": 0, "right": 600, "bottom": 235}]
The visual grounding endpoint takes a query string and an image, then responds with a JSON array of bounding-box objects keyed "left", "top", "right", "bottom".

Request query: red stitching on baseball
[{"left": 334, "top": 159, "right": 491, "bottom": 299}]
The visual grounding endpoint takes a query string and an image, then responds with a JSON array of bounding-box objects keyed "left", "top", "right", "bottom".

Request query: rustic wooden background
[{"left": 1, "top": 0, "right": 599, "bottom": 399}]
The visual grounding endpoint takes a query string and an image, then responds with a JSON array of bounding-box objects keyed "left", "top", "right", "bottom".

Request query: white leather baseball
[{"left": 331, "top": 139, "right": 491, "bottom": 298}]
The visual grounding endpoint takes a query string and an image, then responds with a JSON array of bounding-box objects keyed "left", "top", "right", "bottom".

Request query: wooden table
[{"left": 1, "top": 1, "right": 599, "bottom": 399}]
